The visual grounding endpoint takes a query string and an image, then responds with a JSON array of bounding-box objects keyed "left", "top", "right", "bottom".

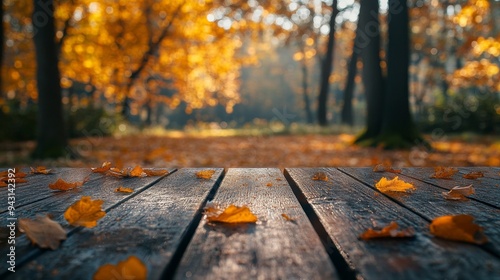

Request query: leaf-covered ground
[{"left": 1, "top": 134, "right": 499, "bottom": 168}]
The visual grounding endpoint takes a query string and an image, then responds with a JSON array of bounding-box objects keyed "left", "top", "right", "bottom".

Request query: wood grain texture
[
  {"left": 400, "top": 167, "right": 500, "bottom": 208},
  {"left": 286, "top": 168, "right": 500, "bottom": 280},
  {"left": 175, "top": 168, "right": 338, "bottom": 280},
  {"left": 3, "top": 168, "right": 222, "bottom": 280},
  {"left": 0, "top": 168, "right": 175, "bottom": 275},
  {"left": 340, "top": 167, "right": 500, "bottom": 253}
]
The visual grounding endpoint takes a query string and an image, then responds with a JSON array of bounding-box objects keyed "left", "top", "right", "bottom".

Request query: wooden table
[{"left": 1, "top": 167, "right": 500, "bottom": 279}]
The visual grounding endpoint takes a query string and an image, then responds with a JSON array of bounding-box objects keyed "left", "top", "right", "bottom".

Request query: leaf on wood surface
[
  {"left": 30, "top": 166, "right": 52, "bottom": 174},
  {"left": 1, "top": 176, "right": 28, "bottom": 185},
  {"left": 430, "top": 214, "right": 488, "bottom": 244},
  {"left": 463, "top": 171, "right": 484, "bottom": 179},
  {"left": 312, "top": 172, "right": 328, "bottom": 181},
  {"left": 281, "top": 213, "right": 295, "bottom": 222},
  {"left": 107, "top": 166, "right": 147, "bottom": 178},
  {"left": 64, "top": 196, "right": 106, "bottom": 228},
  {"left": 0, "top": 170, "right": 27, "bottom": 178},
  {"left": 93, "top": 256, "right": 147, "bottom": 280},
  {"left": 372, "top": 163, "right": 402, "bottom": 174},
  {"left": 49, "top": 177, "right": 88, "bottom": 191},
  {"left": 115, "top": 186, "right": 134, "bottom": 193},
  {"left": 375, "top": 177, "right": 415, "bottom": 193},
  {"left": 442, "top": 185, "right": 475, "bottom": 201},
  {"left": 91, "top": 161, "right": 112, "bottom": 173},
  {"left": 205, "top": 204, "right": 258, "bottom": 224},
  {"left": 196, "top": 169, "right": 215, "bottom": 179},
  {"left": 266, "top": 182, "right": 273, "bottom": 187},
  {"left": 19, "top": 215, "right": 66, "bottom": 250},
  {"left": 143, "top": 169, "right": 169, "bottom": 176},
  {"left": 360, "top": 221, "right": 415, "bottom": 240},
  {"left": 431, "top": 166, "right": 458, "bottom": 179}
]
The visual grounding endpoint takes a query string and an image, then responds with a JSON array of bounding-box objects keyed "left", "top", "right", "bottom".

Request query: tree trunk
[
  {"left": 0, "top": 2, "right": 3, "bottom": 93},
  {"left": 300, "top": 56, "right": 313, "bottom": 124},
  {"left": 32, "top": 0, "right": 68, "bottom": 158},
  {"left": 317, "top": 0, "right": 338, "bottom": 126},
  {"left": 341, "top": 49, "right": 358, "bottom": 126},
  {"left": 354, "top": 0, "right": 384, "bottom": 143}
]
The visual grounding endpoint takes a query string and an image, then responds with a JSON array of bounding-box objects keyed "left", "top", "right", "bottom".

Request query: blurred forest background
[{"left": 0, "top": 0, "right": 499, "bottom": 167}]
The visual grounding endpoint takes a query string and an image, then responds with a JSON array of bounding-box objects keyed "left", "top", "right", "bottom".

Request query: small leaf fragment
[
  {"left": 30, "top": 166, "right": 52, "bottom": 174},
  {"left": 442, "top": 185, "right": 475, "bottom": 201},
  {"left": 431, "top": 166, "right": 458, "bottom": 179},
  {"left": 93, "top": 256, "right": 147, "bottom": 280},
  {"left": 281, "top": 213, "right": 295, "bottom": 222},
  {"left": 49, "top": 178, "right": 88, "bottom": 191},
  {"left": 91, "top": 162, "right": 112, "bottom": 173},
  {"left": 430, "top": 214, "right": 488, "bottom": 244},
  {"left": 375, "top": 176, "right": 415, "bottom": 193},
  {"left": 143, "top": 169, "right": 169, "bottom": 176},
  {"left": 360, "top": 221, "right": 415, "bottom": 240},
  {"left": 266, "top": 183, "right": 273, "bottom": 187},
  {"left": 312, "top": 172, "right": 328, "bottom": 181},
  {"left": 115, "top": 186, "right": 134, "bottom": 193},
  {"left": 19, "top": 215, "right": 66, "bottom": 250},
  {"left": 64, "top": 196, "right": 106, "bottom": 228},
  {"left": 462, "top": 171, "right": 484, "bottom": 179},
  {"left": 205, "top": 204, "right": 257, "bottom": 224},
  {"left": 196, "top": 170, "right": 215, "bottom": 179}
]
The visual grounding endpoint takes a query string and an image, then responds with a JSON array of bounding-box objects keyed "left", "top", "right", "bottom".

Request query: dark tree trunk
[
  {"left": 341, "top": 49, "right": 358, "bottom": 126},
  {"left": 317, "top": 0, "right": 338, "bottom": 126},
  {"left": 355, "top": 0, "right": 384, "bottom": 143},
  {"left": 300, "top": 55, "right": 313, "bottom": 124},
  {"left": 32, "top": 0, "right": 68, "bottom": 158},
  {"left": 1, "top": 2, "right": 3, "bottom": 92}
]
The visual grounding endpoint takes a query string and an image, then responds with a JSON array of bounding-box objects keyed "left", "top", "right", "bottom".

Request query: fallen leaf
[
  {"left": 360, "top": 221, "right": 415, "bottom": 240},
  {"left": 49, "top": 177, "right": 88, "bottom": 191},
  {"left": 373, "top": 163, "right": 402, "bottom": 174},
  {"left": 266, "top": 183, "right": 273, "bottom": 187},
  {"left": 1, "top": 177, "right": 28, "bottom": 184},
  {"left": 430, "top": 214, "right": 488, "bottom": 244},
  {"left": 115, "top": 186, "right": 134, "bottom": 193},
  {"left": 107, "top": 166, "right": 147, "bottom": 178},
  {"left": 19, "top": 215, "right": 66, "bottom": 250},
  {"left": 93, "top": 256, "right": 147, "bottom": 280},
  {"left": 442, "top": 185, "right": 475, "bottom": 201},
  {"left": 143, "top": 169, "right": 169, "bottom": 176},
  {"left": 375, "top": 177, "right": 415, "bottom": 193},
  {"left": 0, "top": 181, "right": 7, "bottom": 187},
  {"left": 130, "top": 165, "right": 146, "bottom": 177},
  {"left": 205, "top": 204, "right": 257, "bottom": 223},
  {"left": 0, "top": 170, "right": 27, "bottom": 178},
  {"left": 281, "top": 213, "right": 295, "bottom": 222},
  {"left": 91, "top": 162, "right": 112, "bottom": 173},
  {"left": 196, "top": 170, "right": 215, "bottom": 179},
  {"left": 431, "top": 166, "right": 458, "bottom": 179},
  {"left": 463, "top": 171, "right": 484, "bottom": 179},
  {"left": 312, "top": 172, "right": 328, "bottom": 181},
  {"left": 30, "top": 166, "right": 52, "bottom": 174},
  {"left": 64, "top": 196, "right": 106, "bottom": 228}
]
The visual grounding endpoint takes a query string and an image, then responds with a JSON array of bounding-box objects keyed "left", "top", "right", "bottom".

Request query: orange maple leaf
[
  {"left": 19, "top": 215, "right": 66, "bottom": 250},
  {"left": 205, "top": 204, "right": 258, "bottom": 224},
  {"left": 360, "top": 221, "right": 415, "bottom": 240},
  {"left": 442, "top": 185, "right": 475, "bottom": 201},
  {"left": 196, "top": 170, "right": 215, "bottom": 179},
  {"left": 312, "top": 172, "right": 328, "bottom": 181},
  {"left": 375, "top": 177, "right": 415, "bottom": 193},
  {"left": 93, "top": 256, "right": 147, "bottom": 280},
  {"left": 64, "top": 196, "right": 106, "bottom": 228},
  {"left": 115, "top": 186, "right": 134, "bottom": 193},
  {"left": 372, "top": 163, "right": 402, "bottom": 174},
  {"left": 91, "top": 162, "right": 112, "bottom": 173},
  {"left": 462, "top": 171, "right": 484, "bottom": 179},
  {"left": 30, "top": 166, "right": 52, "bottom": 174},
  {"left": 430, "top": 214, "right": 488, "bottom": 244},
  {"left": 431, "top": 166, "right": 458, "bottom": 179},
  {"left": 49, "top": 177, "right": 88, "bottom": 191}
]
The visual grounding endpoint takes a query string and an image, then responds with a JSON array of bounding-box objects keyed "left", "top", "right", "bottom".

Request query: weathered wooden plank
[
  {"left": 286, "top": 168, "right": 500, "bottom": 280},
  {"left": 175, "top": 168, "right": 339, "bottom": 280},
  {"left": 3, "top": 168, "right": 223, "bottom": 280},
  {"left": 0, "top": 168, "right": 100, "bottom": 214},
  {"left": 0, "top": 168, "right": 175, "bottom": 275},
  {"left": 339, "top": 167, "right": 500, "bottom": 253},
  {"left": 458, "top": 167, "right": 500, "bottom": 180},
  {"left": 400, "top": 167, "right": 500, "bottom": 208}
]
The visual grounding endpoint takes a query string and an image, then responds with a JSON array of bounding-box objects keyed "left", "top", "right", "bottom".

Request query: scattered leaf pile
[
  {"left": 0, "top": 169, "right": 28, "bottom": 186},
  {"left": 30, "top": 166, "right": 52, "bottom": 174},
  {"left": 19, "top": 215, "right": 66, "bottom": 250},
  {"left": 373, "top": 163, "right": 402, "bottom": 174},
  {"left": 360, "top": 221, "right": 415, "bottom": 240},
  {"left": 312, "top": 172, "right": 328, "bottom": 181},
  {"left": 49, "top": 177, "right": 89, "bottom": 191},
  {"left": 205, "top": 204, "right": 258, "bottom": 224},
  {"left": 93, "top": 256, "right": 147, "bottom": 280},
  {"left": 115, "top": 186, "right": 134, "bottom": 193},
  {"left": 196, "top": 169, "right": 216, "bottom": 179},
  {"left": 64, "top": 196, "right": 106, "bottom": 228},
  {"left": 431, "top": 166, "right": 458, "bottom": 179},
  {"left": 92, "top": 162, "right": 168, "bottom": 178},
  {"left": 462, "top": 171, "right": 484, "bottom": 179},
  {"left": 442, "top": 185, "right": 475, "bottom": 201},
  {"left": 430, "top": 214, "right": 488, "bottom": 244},
  {"left": 375, "top": 177, "right": 416, "bottom": 193}
]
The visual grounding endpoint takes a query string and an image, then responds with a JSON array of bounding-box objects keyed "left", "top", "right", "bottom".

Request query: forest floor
[{"left": 1, "top": 132, "right": 499, "bottom": 168}]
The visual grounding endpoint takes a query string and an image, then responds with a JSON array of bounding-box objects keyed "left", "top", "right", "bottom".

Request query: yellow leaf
[
  {"left": 463, "top": 171, "right": 484, "bottom": 179},
  {"left": 196, "top": 170, "right": 215, "bottom": 179},
  {"left": 49, "top": 177, "right": 88, "bottom": 191},
  {"left": 375, "top": 177, "right": 415, "bottom": 193},
  {"left": 30, "top": 166, "right": 52, "bottom": 174},
  {"left": 360, "top": 221, "right": 415, "bottom": 240},
  {"left": 93, "top": 256, "right": 147, "bottom": 280},
  {"left": 312, "top": 172, "right": 328, "bottom": 181},
  {"left": 91, "top": 162, "right": 112, "bottom": 173},
  {"left": 115, "top": 186, "right": 134, "bottom": 193},
  {"left": 430, "top": 214, "right": 488, "bottom": 244},
  {"left": 442, "top": 185, "right": 475, "bottom": 201},
  {"left": 64, "top": 196, "right": 106, "bottom": 228},
  {"left": 431, "top": 166, "right": 458, "bottom": 179},
  {"left": 19, "top": 215, "right": 66, "bottom": 250},
  {"left": 205, "top": 204, "right": 257, "bottom": 224}
]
